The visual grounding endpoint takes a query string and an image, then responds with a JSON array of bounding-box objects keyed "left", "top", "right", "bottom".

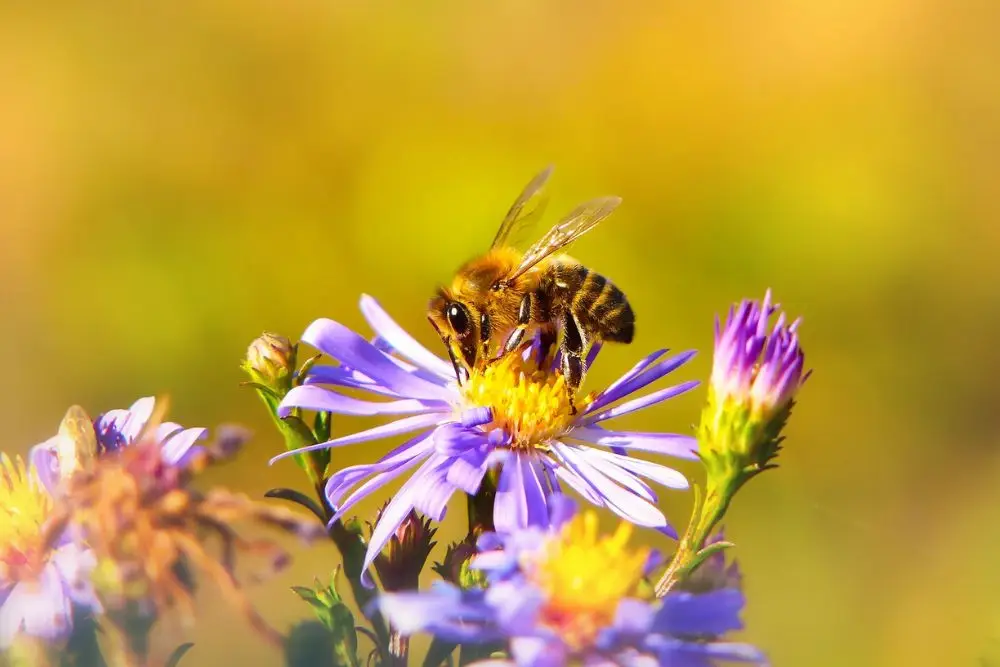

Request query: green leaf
[
  {"left": 266, "top": 488, "right": 327, "bottom": 522},
  {"left": 164, "top": 643, "right": 195, "bottom": 667},
  {"left": 684, "top": 541, "right": 735, "bottom": 578}
]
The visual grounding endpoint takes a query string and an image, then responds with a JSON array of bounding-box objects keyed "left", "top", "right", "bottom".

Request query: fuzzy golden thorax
[{"left": 429, "top": 247, "right": 546, "bottom": 371}]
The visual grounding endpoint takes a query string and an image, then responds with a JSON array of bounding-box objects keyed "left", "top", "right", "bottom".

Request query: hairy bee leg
[
  {"left": 560, "top": 311, "right": 587, "bottom": 414},
  {"left": 502, "top": 293, "right": 534, "bottom": 356}
]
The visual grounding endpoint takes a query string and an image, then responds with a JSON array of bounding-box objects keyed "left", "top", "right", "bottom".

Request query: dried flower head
[{"left": 39, "top": 410, "right": 324, "bottom": 647}]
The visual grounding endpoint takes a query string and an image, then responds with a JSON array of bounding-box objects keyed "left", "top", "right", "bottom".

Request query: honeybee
[
  {"left": 54, "top": 405, "right": 99, "bottom": 482},
  {"left": 428, "top": 166, "right": 635, "bottom": 404}
]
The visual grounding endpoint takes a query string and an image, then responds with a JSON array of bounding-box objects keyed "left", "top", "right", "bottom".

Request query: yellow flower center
[
  {"left": 0, "top": 454, "right": 52, "bottom": 580},
  {"left": 524, "top": 511, "right": 650, "bottom": 650},
  {"left": 460, "top": 352, "right": 590, "bottom": 450}
]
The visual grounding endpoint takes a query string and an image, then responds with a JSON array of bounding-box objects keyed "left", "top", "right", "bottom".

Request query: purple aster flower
[
  {"left": 271, "top": 296, "right": 701, "bottom": 585},
  {"left": 711, "top": 290, "right": 807, "bottom": 420},
  {"left": 30, "top": 396, "right": 208, "bottom": 492},
  {"left": 376, "top": 494, "right": 767, "bottom": 667},
  {"left": 700, "top": 291, "right": 808, "bottom": 473},
  {"left": 0, "top": 453, "right": 97, "bottom": 649}
]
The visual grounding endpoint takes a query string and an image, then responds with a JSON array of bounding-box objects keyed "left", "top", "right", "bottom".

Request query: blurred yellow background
[{"left": 2, "top": 1, "right": 999, "bottom": 665}]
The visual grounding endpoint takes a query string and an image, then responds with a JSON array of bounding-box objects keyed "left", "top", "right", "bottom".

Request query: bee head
[{"left": 428, "top": 289, "right": 480, "bottom": 370}]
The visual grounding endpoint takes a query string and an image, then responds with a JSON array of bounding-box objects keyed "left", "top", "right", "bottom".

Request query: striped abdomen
[{"left": 544, "top": 262, "right": 635, "bottom": 345}]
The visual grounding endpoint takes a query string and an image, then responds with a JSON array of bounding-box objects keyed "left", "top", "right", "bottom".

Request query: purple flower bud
[{"left": 711, "top": 290, "right": 807, "bottom": 418}]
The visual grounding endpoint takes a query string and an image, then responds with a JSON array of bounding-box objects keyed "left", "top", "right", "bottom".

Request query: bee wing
[
  {"left": 506, "top": 195, "right": 622, "bottom": 281},
  {"left": 55, "top": 405, "right": 98, "bottom": 477},
  {"left": 490, "top": 165, "right": 555, "bottom": 249}
]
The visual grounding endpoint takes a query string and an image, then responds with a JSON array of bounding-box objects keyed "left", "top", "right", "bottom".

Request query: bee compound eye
[{"left": 447, "top": 303, "right": 471, "bottom": 336}]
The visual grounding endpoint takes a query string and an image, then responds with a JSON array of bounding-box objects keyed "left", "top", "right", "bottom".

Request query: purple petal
[
  {"left": 494, "top": 454, "right": 549, "bottom": 533},
  {"left": 0, "top": 563, "right": 73, "bottom": 648},
  {"left": 567, "top": 450, "right": 658, "bottom": 503},
  {"left": 361, "top": 489, "right": 418, "bottom": 587},
  {"left": 571, "top": 427, "right": 698, "bottom": 460},
  {"left": 326, "top": 432, "right": 437, "bottom": 504},
  {"left": 360, "top": 454, "right": 458, "bottom": 586},
  {"left": 160, "top": 427, "right": 208, "bottom": 467},
  {"left": 588, "top": 351, "right": 696, "bottom": 414},
  {"left": 582, "top": 448, "right": 690, "bottom": 490},
  {"left": 509, "top": 635, "right": 567, "bottom": 667},
  {"left": 410, "top": 457, "right": 459, "bottom": 520},
  {"left": 612, "top": 598, "right": 655, "bottom": 636},
  {"left": 583, "top": 381, "right": 699, "bottom": 424},
  {"left": 550, "top": 456, "right": 606, "bottom": 507},
  {"left": 550, "top": 444, "right": 666, "bottom": 527},
  {"left": 305, "top": 365, "right": 403, "bottom": 397},
  {"left": 269, "top": 412, "right": 445, "bottom": 465},
  {"left": 446, "top": 449, "right": 490, "bottom": 495},
  {"left": 301, "top": 318, "right": 453, "bottom": 401},
  {"left": 434, "top": 423, "right": 490, "bottom": 456},
  {"left": 484, "top": 581, "right": 546, "bottom": 635},
  {"left": 598, "top": 349, "right": 668, "bottom": 402},
  {"left": 546, "top": 493, "right": 578, "bottom": 530},
  {"left": 29, "top": 438, "right": 60, "bottom": 495},
  {"left": 652, "top": 589, "right": 747, "bottom": 637},
  {"left": 518, "top": 455, "right": 549, "bottom": 528},
  {"left": 359, "top": 295, "right": 455, "bottom": 379},
  {"left": 278, "top": 385, "right": 449, "bottom": 418}
]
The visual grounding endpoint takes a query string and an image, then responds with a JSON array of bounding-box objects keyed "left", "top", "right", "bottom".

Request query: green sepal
[
  {"left": 291, "top": 568, "right": 361, "bottom": 667},
  {"left": 685, "top": 540, "right": 735, "bottom": 578},
  {"left": 297, "top": 353, "right": 323, "bottom": 384}
]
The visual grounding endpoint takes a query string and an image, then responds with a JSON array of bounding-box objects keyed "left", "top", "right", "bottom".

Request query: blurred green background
[{"left": 2, "top": 1, "right": 999, "bottom": 665}]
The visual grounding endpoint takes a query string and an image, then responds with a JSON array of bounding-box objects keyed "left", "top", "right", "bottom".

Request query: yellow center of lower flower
[
  {"left": 0, "top": 453, "right": 52, "bottom": 579},
  {"left": 461, "top": 352, "right": 589, "bottom": 450},
  {"left": 524, "top": 511, "right": 650, "bottom": 650}
]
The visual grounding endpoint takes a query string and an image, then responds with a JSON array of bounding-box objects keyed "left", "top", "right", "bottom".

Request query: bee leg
[
  {"left": 560, "top": 311, "right": 586, "bottom": 415},
  {"left": 502, "top": 293, "right": 534, "bottom": 356}
]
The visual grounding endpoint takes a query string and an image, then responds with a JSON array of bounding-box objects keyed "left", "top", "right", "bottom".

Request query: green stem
[
  {"left": 654, "top": 475, "right": 739, "bottom": 596},
  {"left": 319, "top": 484, "right": 391, "bottom": 650}
]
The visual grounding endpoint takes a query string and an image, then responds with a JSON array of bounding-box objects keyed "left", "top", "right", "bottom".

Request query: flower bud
[
  {"left": 431, "top": 537, "right": 478, "bottom": 587},
  {"left": 244, "top": 333, "right": 296, "bottom": 393},
  {"left": 370, "top": 505, "right": 436, "bottom": 592},
  {"left": 700, "top": 291, "right": 808, "bottom": 480}
]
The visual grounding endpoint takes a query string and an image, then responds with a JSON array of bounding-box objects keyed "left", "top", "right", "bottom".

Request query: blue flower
[
  {"left": 271, "top": 296, "right": 700, "bottom": 585},
  {"left": 376, "top": 495, "right": 767, "bottom": 667}
]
